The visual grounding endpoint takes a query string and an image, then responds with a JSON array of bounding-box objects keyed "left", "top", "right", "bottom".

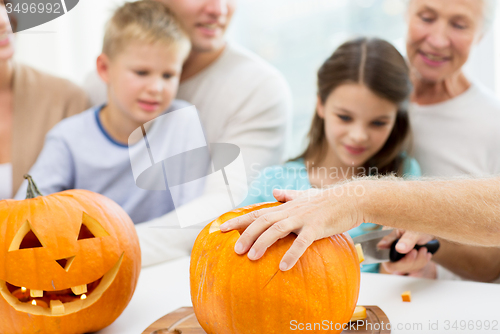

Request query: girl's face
[
  {"left": 317, "top": 83, "right": 398, "bottom": 168},
  {"left": 0, "top": 4, "right": 15, "bottom": 62}
]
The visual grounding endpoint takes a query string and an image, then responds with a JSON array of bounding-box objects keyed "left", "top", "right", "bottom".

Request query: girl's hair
[{"left": 297, "top": 37, "right": 413, "bottom": 176}]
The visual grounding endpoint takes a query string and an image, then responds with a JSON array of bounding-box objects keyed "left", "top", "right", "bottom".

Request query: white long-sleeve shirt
[
  {"left": 410, "top": 81, "right": 500, "bottom": 282},
  {"left": 411, "top": 81, "right": 500, "bottom": 177},
  {"left": 84, "top": 43, "right": 292, "bottom": 267}
]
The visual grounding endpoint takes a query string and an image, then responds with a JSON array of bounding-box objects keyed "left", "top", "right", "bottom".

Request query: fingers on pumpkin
[
  {"left": 220, "top": 212, "right": 254, "bottom": 232},
  {"left": 221, "top": 205, "right": 280, "bottom": 232},
  {"left": 247, "top": 218, "right": 297, "bottom": 260},
  {"left": 236, "top": 211, "right": 290, "bottom": 256},
  {"left": 279, "top": 229, "right": 316, "bottom": 271}
]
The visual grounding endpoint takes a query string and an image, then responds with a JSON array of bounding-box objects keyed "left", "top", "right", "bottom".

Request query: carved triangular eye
[
  {"left": 77, "top": 212, "right": 110, "bottom": 240},
  {"left": 9, "top": 221, "right": 45, "bottom": 251},
  {"left": 20, "top": 230, "right": 43, "bottom": 249},
  {"left": 77, "top": 224, "right": 95, "bottom": 240}
]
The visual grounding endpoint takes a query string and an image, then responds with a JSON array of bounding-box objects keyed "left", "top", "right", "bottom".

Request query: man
[
  {"left": 84, "top": 0, "right": 292, "bottom": 267},
  {"left": 220, "top": 178, "right": 500, "bottom": 279}
]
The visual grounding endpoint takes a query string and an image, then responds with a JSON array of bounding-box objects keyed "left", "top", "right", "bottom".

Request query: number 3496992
[{"left": 6, "top": 2, "right": 62, "bottom": 14}]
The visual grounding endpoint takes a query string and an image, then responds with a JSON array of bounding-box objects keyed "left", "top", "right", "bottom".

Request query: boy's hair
[
  {"left": 296, "top": 37, "right": 413, "bottom": 177},
  {"left": 103, "top": 0, "right": 190, "bottom": 59}
]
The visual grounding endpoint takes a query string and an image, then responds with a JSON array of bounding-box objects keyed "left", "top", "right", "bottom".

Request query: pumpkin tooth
[
  {"left": 50, "top": 300, "right": 65, "bottom": 315},
  {"left": 71, "top": 284, "right": 87, "bottom": 295},
  {"left": 30, "top": 289, "right": 43, "bottom": 298}
]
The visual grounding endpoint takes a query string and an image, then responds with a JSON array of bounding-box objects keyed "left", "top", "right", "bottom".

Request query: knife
[{"left": 352, "top": 229, "right": 440, "bottom": 265}]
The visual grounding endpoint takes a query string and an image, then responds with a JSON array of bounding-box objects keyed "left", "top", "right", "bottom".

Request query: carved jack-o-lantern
[{"left": 0, "top": 176, "right": 141, "bottom": 334}]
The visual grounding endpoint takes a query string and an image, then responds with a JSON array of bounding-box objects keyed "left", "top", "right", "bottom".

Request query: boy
[{"left": 16, "top": 1, "right": 207, "bottom": 224}]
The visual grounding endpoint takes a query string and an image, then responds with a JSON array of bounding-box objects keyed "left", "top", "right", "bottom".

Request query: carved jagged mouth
[{"left": 0, "top": 253, "right": 123, "bottom": 316}]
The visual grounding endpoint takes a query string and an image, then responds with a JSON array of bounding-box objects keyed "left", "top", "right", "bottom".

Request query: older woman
[
  {"left": 0, "top": 1, "right": 89, "bottom": 199},
  {"left": 379, "top": 0, "right": 500, "bottom": 282},
  {"left": 407, "top": 0, "right": 499, "bottom": 174}
]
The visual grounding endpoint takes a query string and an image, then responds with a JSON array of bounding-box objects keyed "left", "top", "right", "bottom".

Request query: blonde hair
[{"left": 103, "top": 0, "right": 190, "bottom": 59}]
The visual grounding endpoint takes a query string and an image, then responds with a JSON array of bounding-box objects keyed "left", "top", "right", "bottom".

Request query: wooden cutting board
[{"left": 142, "top": 306, "right": 390, "bottom": 334}]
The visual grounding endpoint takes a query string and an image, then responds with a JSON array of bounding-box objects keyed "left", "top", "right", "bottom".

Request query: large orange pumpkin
[
  {"left": 190, "top": 202, "right": 360, "bottom": 334},
  {"left": 0, "top": 176, "right": 141, "bottom": 334}
]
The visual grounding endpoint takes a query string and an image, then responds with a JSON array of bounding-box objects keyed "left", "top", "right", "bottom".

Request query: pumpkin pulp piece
[
  {"left": 355, "top": 243, "right": 365, "bottom": 263},
  {"left": 402, "top": 290, "right": 411, "bottom": 302},
  {"left": 71, "top": 284, "right": 87, "bottom": 295},
  {"left": 350, "top": 306, "right": 367, "bottom": 322},
  {"left": 50, "top": 300, "right": 65, "bottom": 315},
  {"left": 30, "top": 289, "right": 43, "bottom": 298}
]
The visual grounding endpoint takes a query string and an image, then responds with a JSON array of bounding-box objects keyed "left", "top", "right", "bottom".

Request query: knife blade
[{"left": 352, "top": 229, "right": 440, "bottom": 265}]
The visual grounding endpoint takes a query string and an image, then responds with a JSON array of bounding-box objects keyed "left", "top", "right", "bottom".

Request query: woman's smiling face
[{"left": 406, "top": 0, "right": 484, "bottom": 83}]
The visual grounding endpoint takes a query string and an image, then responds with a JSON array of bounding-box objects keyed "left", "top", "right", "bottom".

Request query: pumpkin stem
[{"left": 24, "top": 174, "right": 43, "bottom": 199}]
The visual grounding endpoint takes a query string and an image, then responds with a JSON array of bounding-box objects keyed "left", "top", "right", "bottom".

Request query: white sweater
[
  {"left": 411, "top": 82, "right": 500, "bottom": 177},
  {"left": 410, "top": 81, "right": 500, "bottom": 282},
  {"left": 84, "top": 43, "right": 292, "bottom": 267}
]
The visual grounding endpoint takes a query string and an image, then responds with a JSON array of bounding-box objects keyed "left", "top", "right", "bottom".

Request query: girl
[{"left": 241, "top": 37, "right": 421, "bottom": 273}]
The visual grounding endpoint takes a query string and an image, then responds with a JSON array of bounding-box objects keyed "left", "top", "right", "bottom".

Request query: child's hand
[
  {"left": 377, "top": 229, "right": 435, "bottom": 254},
  {"left": 378, "top": 229, "right": 437, "bottom": 278},
  {"left": 219, "top": 185, "right": 363, "bottom": 271}
]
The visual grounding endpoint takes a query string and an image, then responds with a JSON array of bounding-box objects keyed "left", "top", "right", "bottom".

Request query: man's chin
[{"left": 191, "top": 37, "right": 226, "bottom": 54}]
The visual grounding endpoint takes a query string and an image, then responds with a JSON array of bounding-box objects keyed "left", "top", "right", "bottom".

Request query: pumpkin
[
  {"left": 190, "top": 202, "right": 360, "bottom": 334},
  {"left": 0, "top": 175, "right": 141, "bottom": 334}
]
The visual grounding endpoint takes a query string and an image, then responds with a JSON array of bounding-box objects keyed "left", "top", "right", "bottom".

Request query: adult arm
[
  {"left": 428, "top": 240, "right": 500, "bottom": 282},
  {"left": 220, "top": 177, "right": 500, "bottom": 271}
]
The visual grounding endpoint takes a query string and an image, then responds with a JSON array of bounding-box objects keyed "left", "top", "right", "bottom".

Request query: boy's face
[
  {"left": 98, "top": 41, "right": 186, "bottom": 127},
  {"left": 157, "top": 0, "right": 236, "bottom": 53}
]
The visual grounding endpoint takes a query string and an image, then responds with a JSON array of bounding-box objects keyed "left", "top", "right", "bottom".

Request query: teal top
[{"left": 241, "top": 157, "right": 421, "bottom": 273}]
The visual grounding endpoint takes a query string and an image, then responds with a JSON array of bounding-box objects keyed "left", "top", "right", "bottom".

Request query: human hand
[
  {"left": 378, "top": 229, "right": 437, "bottom": 278},
  {"left": 219, "top": 183, "right": 365, "bottom": 271}
]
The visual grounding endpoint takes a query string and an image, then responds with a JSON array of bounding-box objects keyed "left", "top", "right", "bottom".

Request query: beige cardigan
[{"left": 11, "top": 63, "right": 90, "bottom": 194}]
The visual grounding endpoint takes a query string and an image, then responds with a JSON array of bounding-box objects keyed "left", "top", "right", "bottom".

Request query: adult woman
[
  {"left": 0, "top": 1, "right": 89, "bottom": 199},
  {"left": 391, "top": 0, "right": 500, "bottom": 281}
]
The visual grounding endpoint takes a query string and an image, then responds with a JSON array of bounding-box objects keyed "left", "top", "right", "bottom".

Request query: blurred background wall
[{"left": 13, "top": 0, "right": 500, "bottom": 157}]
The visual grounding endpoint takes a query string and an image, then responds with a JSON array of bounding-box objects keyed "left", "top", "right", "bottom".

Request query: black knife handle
[{"left": 390, "top": 239, "right": 440, "bottom": 262}]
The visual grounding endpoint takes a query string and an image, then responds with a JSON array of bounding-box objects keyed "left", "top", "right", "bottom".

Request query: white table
[{"left": 100, "top": 257, "right": 500, "bottom": 334}]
